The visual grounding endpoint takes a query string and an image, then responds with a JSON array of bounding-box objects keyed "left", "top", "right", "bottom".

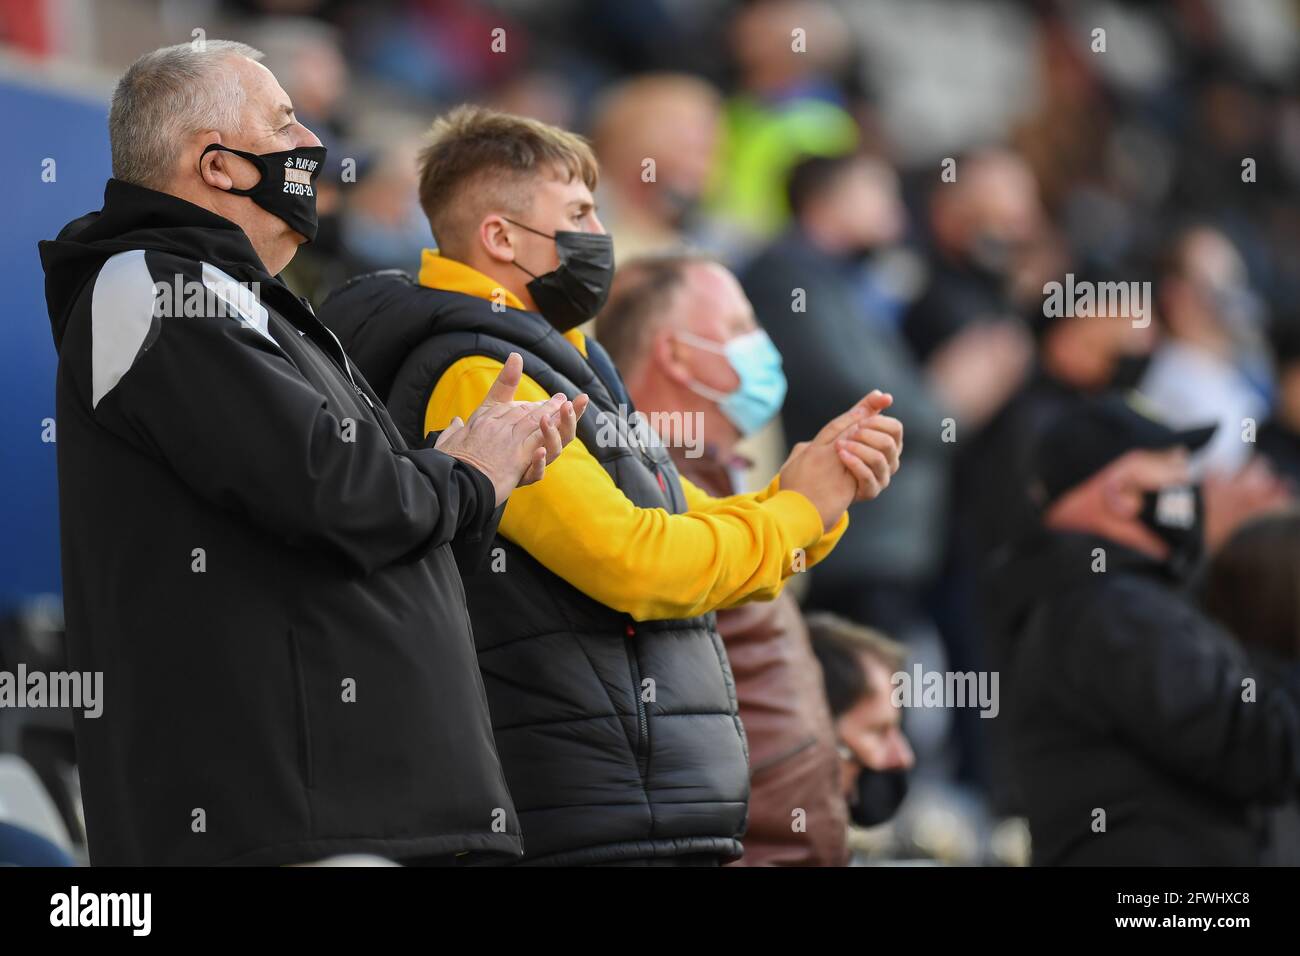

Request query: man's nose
[
  {"left": 588, "top": 212, "right": 606, "bottom": 235},
  {"left": 296, "top": 123, "right": 323, "bottom": 149},
  {"left": 885, "top": 730, "right": 915, "bottom": 771}
]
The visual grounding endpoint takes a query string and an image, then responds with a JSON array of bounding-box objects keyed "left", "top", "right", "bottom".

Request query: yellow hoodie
[{"left": 418, "top": 249, "right": 848, "bottom": 621}]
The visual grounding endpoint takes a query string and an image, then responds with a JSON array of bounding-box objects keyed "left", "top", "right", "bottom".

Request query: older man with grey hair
[{"left": 38, "top": 40, "right": 585, "bottom": 865}]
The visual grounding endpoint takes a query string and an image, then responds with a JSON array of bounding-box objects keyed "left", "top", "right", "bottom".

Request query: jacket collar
[
  {"left": 417, "top": 248, "right": 587, "bottom": 357},
  {"left": 81, "top": 179, "right": 271, "bottom": 277}
]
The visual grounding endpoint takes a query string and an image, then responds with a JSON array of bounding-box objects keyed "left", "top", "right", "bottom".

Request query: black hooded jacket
[
  {"left": 321, "top": 272, "right": 750, "bottom": 866},
  {"left": 991, "top": 530, "right": 1300, "bottom": 865},
  {"left": 38, "top": 180, "right": 521, "bottom": 865}
]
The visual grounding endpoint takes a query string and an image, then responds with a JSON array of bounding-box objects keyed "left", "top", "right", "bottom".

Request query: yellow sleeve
[
  {"left": 679, "top": 474, "right": 848, "bottom": 576},
  {"left": 425, "top": 356, "right": 843, "bottom": 621}
]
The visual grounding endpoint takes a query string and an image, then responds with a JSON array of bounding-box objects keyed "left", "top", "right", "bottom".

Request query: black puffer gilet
[{"left": 321, "top": 272, "right": 749, "bottom": 865}]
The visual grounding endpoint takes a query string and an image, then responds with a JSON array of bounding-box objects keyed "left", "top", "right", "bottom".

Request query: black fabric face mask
[
  {"left": 1139, "top": 484, "right": 1205, "bottom": 578},
  {"left": 201, "top": 143, "right": 327, "bottom": 243},
  {"left": 1109, "top": 353, "right": 1152, "bottom": 390},
  {"left": 505, "top": 217, "right": 614, "bottom": 333},
  {"left": 848, "top": 766, "right": 909, "bottom": 828}
]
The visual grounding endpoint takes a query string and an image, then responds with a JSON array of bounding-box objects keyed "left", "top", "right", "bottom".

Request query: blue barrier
[{"left": 0, "top": 77, "right": 111, "bottom": 609}]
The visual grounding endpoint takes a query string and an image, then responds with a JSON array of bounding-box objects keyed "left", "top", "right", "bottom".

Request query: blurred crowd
[{"left": 6, "top": 0, "right": 1300, "bottom": 865}]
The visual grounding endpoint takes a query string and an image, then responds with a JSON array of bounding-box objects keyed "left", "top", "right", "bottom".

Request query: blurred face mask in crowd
[
  {"left": 341, "top": 199, "right": 432, "bottom": 271},
  {"left": 1139, "top": 483, "right": 1205, "bottom": 577},
  {"left": 842, "top": 759, "right": 909, "bottom": 828},
  {"left": 504, "top": 217, "right": 614, "bottom": 333},
  {"left": 1108, "top": 352, "right": 1152, "bottom": 391},
  {"left": 201, "top": 143, "right": 327, "bottom": 242},
  {"left": 676, "top": 328, "right": 787, "bottom": 437},
  {"left": 968, "top": 231, "right": 1022, "bottom": 279},
  {"left": 658, "top": 185, "right": 703, "bottom": 232}
]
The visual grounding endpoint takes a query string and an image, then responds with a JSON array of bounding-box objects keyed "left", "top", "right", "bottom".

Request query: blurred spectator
[
  {"left": 741, "top": 154, "right": 947, "bottom": 640},
  {"left": 974, "top": 266, "right": 1157, "bottom": 564},
  {"left": 602, "top": 254, "right": 849, "bottom": 867},
  {"left": 903, "top": 148, "right": 1039, "bottom": 403},
  {"left": 1139, "top": 225, "right": 1270, "bottom": 476},
  {"left": 995, "top": 396, "right": 1300, "bottom": 865},
  {"left": 485, "top": 70, "right": 579, "bottom": 130},
  {"left": 706, "top": 0, "right": 859, "bottom": 248},
  {"left": 1202, "top": 509, "right": 1300, "bottom": 865},
  {"left": 807, "top": 612, "right": 914, "bottom": 830},
  {"left": 336, "top": 138, "right": 432, "bottom": 273},
  {"left": 975, "top": 269, "right": 1158, "bottom": 816},
  {"left": 590, "top": 74, "right": 723, "bottom": 260},
  {"left": 1203, "top": 509, "right": 1300, "bottom": 665},
  {"left": 285, "top": 139, "right": 432, "bottom": 303},
  {"left": 1256, "top": 317, "right": 1300, "bottom": 486},
  {"left": 253, "top": 17, "right": 351, "bottom": 145},
  {"left": 255, "top": 16, "right": 354, "bottom": 304},
  {"left": 902, "top": 149, "right": 1045, "bottom": 792}
]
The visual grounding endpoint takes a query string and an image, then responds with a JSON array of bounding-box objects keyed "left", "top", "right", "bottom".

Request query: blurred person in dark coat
[
  {"left": 899, "top": 148, "right": 1043, "bottom": 789},
  {"left": 974, "top": 267, "right": 1156, "bottom": 816},
  {"left": 1257, "top": 318, "right": 1300, "bottom": 487},
  {"left": 1202, "top": 510, "right": 1300, "bottom": 865},
  {"left": 975, "top": 266, "right": 1157, "bottom": 566},
  {"left": 598, "top": 254, "right": 850, "bottom": 866},
  {"left": 994, "top": 395, "right": 1300, "bottom": 865},
  {"left": 740, "top": 154, "right": 946, "bottom": 639},
  {"left": 902, "top": 148, "right": 1040, "bottom": 393}
]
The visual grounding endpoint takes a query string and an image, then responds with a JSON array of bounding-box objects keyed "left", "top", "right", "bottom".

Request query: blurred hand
[
  {"left": 925, "top": 320, "right": 1032, "bottom": 429},
  {"left": 1203, "top": 456, "right": 1294, "bottom": 554},
  {"left": 435, "top": 352, "right": 589, "bottom": 504}
]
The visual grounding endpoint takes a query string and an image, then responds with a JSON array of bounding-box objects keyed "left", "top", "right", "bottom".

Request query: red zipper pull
[{"left": 625, "top": 623, "right": 636, "bottom": 638}]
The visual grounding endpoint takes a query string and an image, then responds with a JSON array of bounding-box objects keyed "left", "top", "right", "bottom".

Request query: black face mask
[
  {"left": 505, "top": 217, "right": 614, "bottom": 333},
  {"left": 968, "top": 232, "right": 1019, "bottom": 279},
  {"left": 848, "top": 766, "right": 909, "bottom": 828},
  {"left": 658, "top": 186, "right": 701, "bottom": 231},
  {"left": 201, "top": 143, "right": 327, "bottom": 243},
  {"left": 1109, "top": 353, "right": 1152, "bottom": 391},
  {"left": 1139, "top": 484, "right": 1205, "bottom": 578}
]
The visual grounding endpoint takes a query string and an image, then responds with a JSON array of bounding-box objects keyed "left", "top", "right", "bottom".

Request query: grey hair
[{"left": 109, "top": 40, "right": 264, "bottom": 189}]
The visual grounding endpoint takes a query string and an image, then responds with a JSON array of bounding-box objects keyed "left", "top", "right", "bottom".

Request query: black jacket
[
  {"left": 38, "top": 181, "right": 521, "bottom": 865},
  {"left": 992, "top": 530, "right": 1300, "bottom": 865},
  {"left": 321, "top": 272, "right": 750, "bottom": 865},
  {"left": 1257, "top": 419, "right": 1300, "bottom": 487}
]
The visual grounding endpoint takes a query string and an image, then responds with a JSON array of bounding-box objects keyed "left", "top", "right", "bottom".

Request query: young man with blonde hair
[{"left": 322, "top": 105, "right": 903, "bottom": 866}]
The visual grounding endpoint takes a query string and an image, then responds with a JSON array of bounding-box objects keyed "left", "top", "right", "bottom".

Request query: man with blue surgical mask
[{"left": 600, "top": 253, "right": 903, "bottom": 866}]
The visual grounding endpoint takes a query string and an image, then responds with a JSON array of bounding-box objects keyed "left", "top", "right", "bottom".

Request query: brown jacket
[{"left": 672, "top": 446, "right": 849, "bottom": 866}]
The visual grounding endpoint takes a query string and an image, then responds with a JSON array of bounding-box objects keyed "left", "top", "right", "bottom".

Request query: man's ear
[
  {"left": 654, "top": 329, "right": 693, "bottom": 388},
  {"left": 480, "top": 215, "right": 515, "bottom": 265},
  {"left": 197, "top": 139, "right": 234, "bottom": 192}
]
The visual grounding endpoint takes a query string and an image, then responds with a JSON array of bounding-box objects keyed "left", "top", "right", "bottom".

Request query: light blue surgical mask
[{"left": 677, "top": 328, "right": 787, "bottom": 436}]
